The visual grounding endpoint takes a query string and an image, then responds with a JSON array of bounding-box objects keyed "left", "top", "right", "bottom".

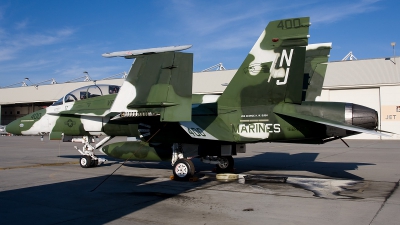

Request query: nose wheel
[
  {"left": 173, "top": 158, "right": 195, "bottom": 181},
  {"left": 80, "top": 156, "right": 93, "bottom": 168}
]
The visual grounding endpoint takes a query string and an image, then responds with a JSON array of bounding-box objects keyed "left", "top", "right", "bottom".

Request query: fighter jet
[{"left": 6, "top": 17, "right": 388, "bottom": 180}]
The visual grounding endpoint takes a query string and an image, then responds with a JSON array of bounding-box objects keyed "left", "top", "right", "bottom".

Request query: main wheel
[
  {"left": 173, "top": 159, "right": 195, "bottom": 181},
  {"left": 216, "top": 156, "right": 234, "bottom": 173},
  {"left": 80, "top": 156, "right": 92, "bottom": 168}
]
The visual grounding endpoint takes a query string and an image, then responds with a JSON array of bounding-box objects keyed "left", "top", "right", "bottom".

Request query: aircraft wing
[
  {"left": 102, "top": 45, "right": 192, "bottom": 59},
  {"left": 274, "top": 110, "right": 391, "bottom": 137}
]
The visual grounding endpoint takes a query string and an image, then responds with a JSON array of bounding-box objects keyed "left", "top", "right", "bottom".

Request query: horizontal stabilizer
[
  {"left": 306, "top": 43, "right": 332, "bottom": 52},
  {"left": 102, "top": 45, "right": 192, "bottom": 59},
  {"left": 376, "top": 129, "right": 397, "bottom": 135},
  {"left": 274, "top": 110, "right": 391, "bottom": 137}
]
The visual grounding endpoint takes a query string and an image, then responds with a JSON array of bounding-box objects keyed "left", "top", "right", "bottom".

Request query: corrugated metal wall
[{"left": 325, "top": 57, "right": 400, "bottom": 87}]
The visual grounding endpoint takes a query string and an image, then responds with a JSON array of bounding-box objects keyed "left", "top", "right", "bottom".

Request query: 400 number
[
  {"left": 188, "top": 128, "right": 206, "bottom": 137},
  {"left": 277, "top": 18, "right": 302, "bottom": 29}
]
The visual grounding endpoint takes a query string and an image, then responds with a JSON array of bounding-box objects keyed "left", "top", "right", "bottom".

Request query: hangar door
[{"left": 328, "top": 88, "right": 380, "bottom": 140}]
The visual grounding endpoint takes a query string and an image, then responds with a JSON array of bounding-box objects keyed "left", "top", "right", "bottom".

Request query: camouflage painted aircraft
[{"left": 6, "top": 17, "right": 388, "bottom": 180}]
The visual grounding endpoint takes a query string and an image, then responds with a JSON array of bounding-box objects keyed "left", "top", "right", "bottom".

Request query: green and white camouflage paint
[{"left": 6, "top": 17, "right": 386, "bottom": 176}]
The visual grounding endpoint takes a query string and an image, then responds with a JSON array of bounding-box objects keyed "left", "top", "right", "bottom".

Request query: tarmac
[{"left": 0, "top": 135, "right": 399, "bottom": 225}]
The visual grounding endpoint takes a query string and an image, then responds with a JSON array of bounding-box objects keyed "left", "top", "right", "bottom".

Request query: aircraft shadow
[
  {"left": 124, "top": 151, "right": 374, "bottom": 180},
  {"left": 58, "top": 155, "right": 120, "bottom": 161},
  {"left": 0, "top": 151, "right": 374, "bottom": 224},
  {"left": 232, "top": 152, "right": 373, "bottom": 180},
  {"left": 0, "top": 175, "right": 210, "bottom": 225}
]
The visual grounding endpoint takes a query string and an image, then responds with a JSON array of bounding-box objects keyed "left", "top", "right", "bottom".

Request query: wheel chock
[
  {"left": 189, "top": 176, "right": 199, "bottom": 182},
  {"left": 216, "top": 173, "right": 239, "bottom": 181}
]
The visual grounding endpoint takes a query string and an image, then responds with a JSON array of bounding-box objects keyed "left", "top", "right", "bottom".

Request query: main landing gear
[
  {"left": 75, "top": 136, "right": 114, "bottom": 168},
  {"left": 201, "top": 156, "right": 235, "bottom": 173},
  {"left": 215, "top": 156, "right": 235, "bottom": 173},
  {"left": 171, "top": 144, "right": 195, "bottom": 180},
  {"left": 170, "top": 143, "right": 235, "bottom": 181}
]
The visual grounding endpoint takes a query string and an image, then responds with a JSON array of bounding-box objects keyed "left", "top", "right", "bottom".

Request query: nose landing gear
[{"left": 76, "top": 136, "right": 114, "bottom": 168}]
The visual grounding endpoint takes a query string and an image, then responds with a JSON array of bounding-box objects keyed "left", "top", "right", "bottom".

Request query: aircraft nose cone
[{"left": 5, "top": 120, "right": 21, "bottom": 135}]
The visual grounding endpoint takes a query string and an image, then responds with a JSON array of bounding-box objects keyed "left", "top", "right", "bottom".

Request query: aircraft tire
[
  {"left": 187, "top": 159, "right": 195, "bottom": 174},
  {"left": 173, "top": 159, "right": 195, "bottom": 181},
  {"left": 80, "top": 156, "right": 92, "bottom": 168},
  {"left": 216, "top": 156, "right": 234, "bottom": 173},
  {"left": 90, "top": 159, "right": 98, "bottom": 167}
]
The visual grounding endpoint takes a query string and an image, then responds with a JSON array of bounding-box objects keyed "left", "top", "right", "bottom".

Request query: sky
[{"left": 0, "top": 0, "right": 398, "bottom": 87}]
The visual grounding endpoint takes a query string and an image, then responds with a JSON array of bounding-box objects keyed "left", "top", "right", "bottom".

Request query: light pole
[
  {"left": 83, "top": 71, "right": 91, "bottom": 81},
  {"left": 23, "top": 78, "right": 34, "bottom": 86},
  {"left": 391, "top": 42, "right": 396, "bottom": 64}
]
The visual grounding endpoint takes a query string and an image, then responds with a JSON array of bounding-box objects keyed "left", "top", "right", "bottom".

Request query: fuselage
[{"left": 6, "top": 90, "right": 378, "bottom": 145}]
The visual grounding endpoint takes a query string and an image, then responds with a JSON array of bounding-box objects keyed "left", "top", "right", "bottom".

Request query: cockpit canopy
[{"left": 52, "top": 84, "right": 120, "bottom": 106}]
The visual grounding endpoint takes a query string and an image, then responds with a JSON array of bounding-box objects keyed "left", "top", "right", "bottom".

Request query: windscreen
[{"left": 51, "top": 84, "right": 120, "bottom": 106}]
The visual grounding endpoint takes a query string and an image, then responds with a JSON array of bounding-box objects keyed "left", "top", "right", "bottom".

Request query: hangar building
[{"left": 0, "top": 56, "right": 399, "bottom": 139}]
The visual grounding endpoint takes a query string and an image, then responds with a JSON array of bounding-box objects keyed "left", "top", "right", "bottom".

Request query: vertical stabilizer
[
  {"left": 110, "top": 51, "right": 193, "bottom": 121},
  {"left": 218, "top": 17, "right": 310, "bottom": 110},
  {"left": 303, "top": 43, "right": 332, "bottom": 101}
]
